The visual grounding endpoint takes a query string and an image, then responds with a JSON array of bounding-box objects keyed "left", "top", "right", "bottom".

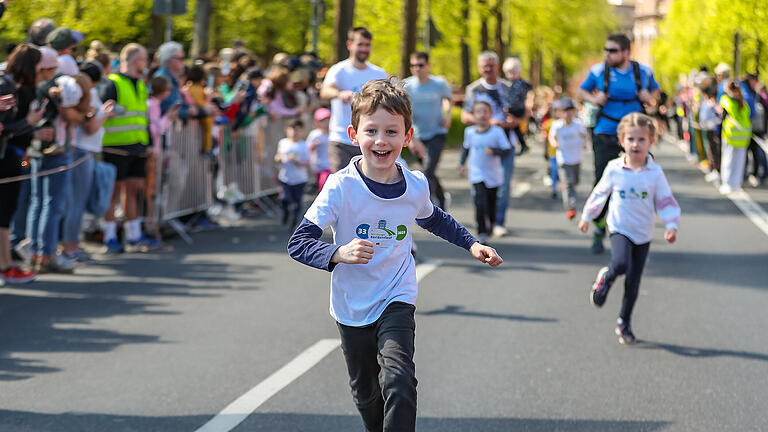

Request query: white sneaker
[
  {"left": 719, "top": 184, "right": 733, "bottom": 195},
  {"left": 13, "top": 238, "right": 32, "bottom": 263},
  {"left": 492, "top": 225, "right": 508, "bottom": 238},
  {"left": 704, "top": 171, "right": 720, "bottom": 183},
  {"left": 747, "top": 175, "right": 760, "bottom": 188}
]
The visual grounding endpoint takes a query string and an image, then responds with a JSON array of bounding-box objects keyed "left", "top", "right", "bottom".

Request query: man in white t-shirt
[{"left": 320, "top": 27, "right": 387, "bottom": 172}]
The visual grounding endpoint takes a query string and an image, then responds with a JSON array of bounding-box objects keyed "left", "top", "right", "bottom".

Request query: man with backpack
[{"left": 578, "top": 33, "right": 660, "bottom": 253}]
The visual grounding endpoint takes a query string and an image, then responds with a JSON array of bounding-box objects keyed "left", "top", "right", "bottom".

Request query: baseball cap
[
  {"left": 714, "top": 63, "right": 731, "bottom": 76},
  {"left": 39, "top": 46, "right": 59, "bottom": 69},
  {"left": 46, "top": 27, "right": 84, "bottom": 51},
  {"left": 554, "top": 98, "right": 575, "bottom": 110},
  {"left": 314, "top": 107, "right": 331, "bottom": 121}
]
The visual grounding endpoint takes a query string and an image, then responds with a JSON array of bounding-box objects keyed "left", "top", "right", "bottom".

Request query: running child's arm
[
  {"left": 579, "top": 165, "right": 614, "bottom": 232},
  {"left": 654, "top": 170, "right": 680, "bottom": 243},
  {"left": 288, "top": 218, "right": 342, "bottom": 271},
  {"left": 416, "top": 206, "right": 478, "bottom": 250},
  {"left": 416, "top": 206, "right": 502, "bottom": 267},
  {"left": 484, "top": 126, "right": 512, "bottom": 157}
]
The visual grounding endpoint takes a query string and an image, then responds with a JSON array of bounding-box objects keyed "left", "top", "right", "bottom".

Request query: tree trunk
[
  {"left": 151, "top": 15, "right": 165, "bottom": 49},
  {"left": 530, "top": 47, "right": 542, "bottom": 88},
  {"left": 191, "top": 0, "right": 212, "bottom": 57},
  {"left": 479, "top": 0, "right": 489, "bottom": 51},
  {"left": 400, "top": 0, "right": 419, "bottom": 78},
  {"left": 493, "top": 1, "right": 504, "bottom": 61},
  {"left": 334, "top": 0, "right": 356, "bottom": 62},
  {"left": 460, "top": 0, "right": 471, "bottom": 88}
]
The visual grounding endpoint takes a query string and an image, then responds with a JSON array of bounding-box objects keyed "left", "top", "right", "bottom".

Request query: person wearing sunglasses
[
  {"left": 578, "top": 33, "right": 660, "bottom": 254},
  {"left": 403, "top": 51, "right": 452, "bottom": 210}
]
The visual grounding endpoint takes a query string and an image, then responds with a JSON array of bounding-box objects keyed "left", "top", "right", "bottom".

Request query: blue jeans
[
  {"left": 62, "top": 148, "right": 94, "bottom": 243},
  {"left": 28, "top": 151, "right": 72, "bottom": 256},
  {"left": 495, "top": 151, "right": 515, "bottom": 226},
  {"left": 10, "top": 169, "right": 31, "bottom": 248}
]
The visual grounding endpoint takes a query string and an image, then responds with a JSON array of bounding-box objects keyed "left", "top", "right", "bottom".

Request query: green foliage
[
  {"left": 653, "top": 0, "right": 768, "bottom": 92},
  {"left": 0, "top": 0, "right": 616, "bottom": 88}
]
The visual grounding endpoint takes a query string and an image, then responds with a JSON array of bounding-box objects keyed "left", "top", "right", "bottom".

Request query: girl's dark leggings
[
  {"left": 605, "top": 233, "right": 651, "bottom": 323},
  {"left": 472, "top": 182, "right": 498, "bottom": 234}
]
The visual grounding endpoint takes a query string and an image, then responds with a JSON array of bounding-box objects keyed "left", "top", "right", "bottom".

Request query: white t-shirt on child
[
  {"left": 303, "top": 156, "right": 433, "bottom": 326},
  {"left": 322, "top": 59, "right": 387, "bottom": 145},
  {"left": 550, "top": 118, "right": 587, "bottom": 165},
  {"left": 74, "top": 88, "right": 106, "bottom": 153},
  {"left": 463, "top": 125, "right": 511, "bottom": 188},
  {"left": 277, "top": 138, "right": 310, "bottom": 185},
  {"left": 306, "top": 128, "right": 330, "bottom": 173}
]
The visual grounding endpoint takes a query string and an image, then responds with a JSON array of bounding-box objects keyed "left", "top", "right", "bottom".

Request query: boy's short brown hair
[{"left": 350, "top": 77, "right": 412, "bottom": 131}]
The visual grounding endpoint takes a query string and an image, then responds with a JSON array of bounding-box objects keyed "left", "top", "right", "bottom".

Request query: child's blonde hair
[{"left": 617, "top": 112, "right": 658, "bottom": 141}]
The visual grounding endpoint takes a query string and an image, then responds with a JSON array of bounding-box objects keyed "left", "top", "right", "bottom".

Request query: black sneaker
[
  {"left": 589, "top": 266, "right": 610, "bottom": 307},
  {"left": 615, "top": 321, "right": 637, "bottom": 345}
]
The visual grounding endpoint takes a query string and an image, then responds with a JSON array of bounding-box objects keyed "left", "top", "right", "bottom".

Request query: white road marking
[
  {"left": 669, "top": 135, "right": 768, "bottom": 239},
  {"left": 0, "top": 287, "right": 88, "bottom": 299},
  {"left": 726, "top": 190, "right": 768, "bottom": 237},
  {"left": 415, "top": 260, "right": 442, "bottom": 281},
  {"left": 193, "top": 338, "right": 341, "bottom": 432}
]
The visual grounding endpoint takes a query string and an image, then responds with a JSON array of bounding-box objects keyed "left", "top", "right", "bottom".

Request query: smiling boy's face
[{"left": 348, "top": 107, "right": 413, "bottom": 181}]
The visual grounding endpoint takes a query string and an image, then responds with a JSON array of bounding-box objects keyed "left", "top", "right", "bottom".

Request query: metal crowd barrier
[{"left": 156, "top": 117, "right": 289, "bottom": 243}]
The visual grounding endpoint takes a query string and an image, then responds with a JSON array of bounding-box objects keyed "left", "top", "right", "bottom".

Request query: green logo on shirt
[{"left": 356, "top": 220, "right": 407, "bottom": 241}]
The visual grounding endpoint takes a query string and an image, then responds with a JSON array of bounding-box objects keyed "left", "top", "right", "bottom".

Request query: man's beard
[{"left": 354, "top": 52, "right": 368, "bottom": 63}]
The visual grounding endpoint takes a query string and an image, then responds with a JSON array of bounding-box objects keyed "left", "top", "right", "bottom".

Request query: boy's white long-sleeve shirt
[{"left": 581, "top": 155, "right": 680, "bottom": 244}]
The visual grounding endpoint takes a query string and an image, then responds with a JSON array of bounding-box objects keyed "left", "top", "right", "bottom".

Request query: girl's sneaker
[
  {"left": 615, "top": 322, "right": 637, "bottom": 345},
  {"left": 589, "top": 266, "right": 610, "bottom": 307},
  {"left": 566, "top": 208, "right": 576, "bottom": 219}
]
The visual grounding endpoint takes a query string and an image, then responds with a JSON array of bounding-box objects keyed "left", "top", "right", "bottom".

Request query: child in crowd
[
  {"left": 275, "top": 118, "right": 310, "bottom": 229},
  {"left": 146, "top": 75, "right": 177, "bottom": 239},
  {"left": 182, "top": 65, "right": 214, "bottom": 153},
  {"left": 578, "top": 113, "right": 680, "bottom": 345},
  {"left": 288, "top": 78, "right": 502, "bottom": 432},
  {"left": 458, "top": 100, "right": 512, "bottom": 243},
  {"left": 306, "top": 107, "right": 331, "bottom": 191},
  {"left": 548, "top": 98, "right": 587, "bottom": 219}
]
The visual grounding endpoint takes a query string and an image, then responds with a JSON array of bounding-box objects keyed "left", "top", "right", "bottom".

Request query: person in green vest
[
  {"left": 718, "top": 79, "right": 752, "bottom": 194},
  {"left": 100, "top": 43, "right": 158, "bottom": 253}
]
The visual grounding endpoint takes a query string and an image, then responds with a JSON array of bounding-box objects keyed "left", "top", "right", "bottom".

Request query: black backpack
[{"left": 597, "top": 61, "right": 645, "bottom": 123}]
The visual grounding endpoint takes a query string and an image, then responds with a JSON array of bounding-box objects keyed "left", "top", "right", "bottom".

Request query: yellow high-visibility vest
[{"left": 102, "top": 73, "right": 149, "bottom": 146}]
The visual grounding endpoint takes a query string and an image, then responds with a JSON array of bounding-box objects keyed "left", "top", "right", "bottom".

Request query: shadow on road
[
  {"left": 637, "top": 340, "right": 768, "bottom": 363},
  {"left": 0, "top": 410, "right": 673, "bottom": 432},
  {"left": 417, "top": 305, "right": 558, "bottom": 323}
]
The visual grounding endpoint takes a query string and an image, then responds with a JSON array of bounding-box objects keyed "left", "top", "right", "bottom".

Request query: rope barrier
[{"left": 0, "top": 152, "right": 92, "bottom": 185}]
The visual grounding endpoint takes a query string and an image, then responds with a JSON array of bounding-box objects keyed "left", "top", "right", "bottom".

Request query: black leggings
[
  {"left": 472, "top": 182, "right": 498, "bottom": 235},
  {"left": 605, "top": 233, "right": 650, "bottom": 323}
]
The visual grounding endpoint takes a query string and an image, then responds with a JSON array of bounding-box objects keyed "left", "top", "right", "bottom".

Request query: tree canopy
[
  {"left": 0, "top": 0, "right": 618, "bottom": 89},
  {"left": 652, "top": 0, "right": 768, "bottom": 92}
]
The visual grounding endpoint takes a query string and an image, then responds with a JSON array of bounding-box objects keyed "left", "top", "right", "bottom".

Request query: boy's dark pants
[
  {"left": 472, "top": 182, "right": 498, "bottom": 235},
  {"left": 336, "top": 301, "right": 417, "bottom": 432},
  {"left": 279, "top": 181, "right": 306, "bottom": 226}
]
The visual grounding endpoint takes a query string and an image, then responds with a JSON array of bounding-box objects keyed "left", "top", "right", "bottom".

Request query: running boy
[
  {"left": 458, "top": 100, "right": 512, "bottom": 243},
  {"left": 288, "top": 78, "right": 502, "bottom": 431},
  {"left": 548, "top": 99, "right": 587, "bottom": 219},
  {"left": 578, "top": 113, "right": 680, "bottom": 345},
  {"left": 275, "top": 118, "right": 310, "bottom": 229}
]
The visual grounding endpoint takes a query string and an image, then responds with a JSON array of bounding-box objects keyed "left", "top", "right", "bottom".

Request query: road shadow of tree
[
  {"left": 0, "top": 410, "right": 673, "bottom": 432},
  {"left": 417, "top": 305, "right": 558, "bottom": 323},
  {"left": 636, "top": 340, "right": 768, "bottom": 363}
]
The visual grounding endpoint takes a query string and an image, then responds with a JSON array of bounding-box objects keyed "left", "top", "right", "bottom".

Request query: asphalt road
[{"left": 1, "top": 136, "right": 767, "bottom": 432}]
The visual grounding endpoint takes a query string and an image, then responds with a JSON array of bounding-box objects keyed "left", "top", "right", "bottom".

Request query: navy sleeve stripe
[
  {"left": 288, "top": 218, "right": 339, "bottom": 272},
  {"left": 416, "top": 206, "right": 478, "bottom": 250}
]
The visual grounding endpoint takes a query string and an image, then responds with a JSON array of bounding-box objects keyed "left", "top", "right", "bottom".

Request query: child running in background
[
  {"left": 306, "top": 107, "right": 331, "bottom": 191},
  {"left": 288, "top": 78, "right": 502, "bottom": 432},
  {"left": 459, "top": 100, "right": 512, "bottom": 244},
  {"left": 182, "top": 65, "right": 214, "bottom": 153},
  {"left": 548, "top": 98, "right": 587, "bottom": 219},
  {"left": 275, "top": 118, "right": 310, "bottom": 229},
  {"left": 578, "top": 113, "right": 680, "bottom": 345}
]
